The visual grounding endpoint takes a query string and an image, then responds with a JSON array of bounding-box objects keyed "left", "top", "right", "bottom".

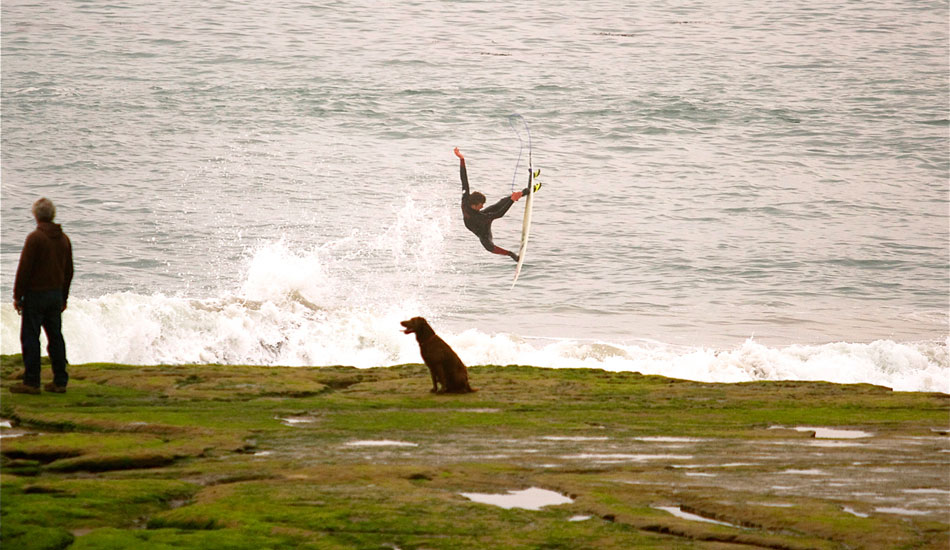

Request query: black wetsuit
[{"left": 458, "top": 159, "right": 529, "bottom": 259}]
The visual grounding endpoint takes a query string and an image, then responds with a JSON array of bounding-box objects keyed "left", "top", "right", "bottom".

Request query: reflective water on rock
[
  {"left": 460, "top": 487, "right": 573, "bottom": 510},
  {"left": 654, "top": 506, "right": 741, "bottom": 528},
  {"left": 344, "top": 440, "right": 418, "bottom": 448}
]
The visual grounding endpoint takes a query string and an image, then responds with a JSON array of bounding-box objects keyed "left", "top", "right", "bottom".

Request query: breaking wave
[{"left": 1, "top": 240, "right": 946, "bottom": 394}]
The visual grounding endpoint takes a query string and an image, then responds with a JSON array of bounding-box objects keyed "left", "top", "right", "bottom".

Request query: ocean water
[{"left": 2, "top": 0, "right": 947, "bottom": 392}]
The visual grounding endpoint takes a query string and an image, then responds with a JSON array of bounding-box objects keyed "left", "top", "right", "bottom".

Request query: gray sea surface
[{"left": 1, "top": 1, "right": 947, "bottom": 389}]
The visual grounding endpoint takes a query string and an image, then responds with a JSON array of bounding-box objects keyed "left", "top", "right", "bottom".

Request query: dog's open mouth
[{"left": 400, "top": 322, "right": 415, "bottom": 334}]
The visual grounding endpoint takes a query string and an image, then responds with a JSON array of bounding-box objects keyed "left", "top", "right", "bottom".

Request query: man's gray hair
[{"left": 32, "top": 198, "right": 56, "bottom": 222}]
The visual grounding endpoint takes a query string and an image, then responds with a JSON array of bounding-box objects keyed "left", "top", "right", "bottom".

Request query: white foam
[{"left": 1, "top": 239, "right": 946, "bottom": 394}]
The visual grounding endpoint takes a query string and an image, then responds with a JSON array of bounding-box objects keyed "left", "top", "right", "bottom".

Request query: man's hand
[
  {"left": 454, "top": 147, "right": 464, "bottom": 160},
  {"left": 511, "top": 191, "right": 523, "bottom": 201}
]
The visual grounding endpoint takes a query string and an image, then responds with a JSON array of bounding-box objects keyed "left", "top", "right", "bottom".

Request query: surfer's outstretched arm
[{"left": 454, "top": 147, "right": 470, "bottom": 195}]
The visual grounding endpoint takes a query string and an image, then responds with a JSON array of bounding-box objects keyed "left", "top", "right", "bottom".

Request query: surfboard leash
[{"left": 508, "top": 114, "right": 532, "bottom": 194}]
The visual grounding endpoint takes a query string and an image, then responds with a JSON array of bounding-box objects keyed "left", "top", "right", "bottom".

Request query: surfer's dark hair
[{"left": 470, "top": 191, "right": 486, "bottom": 204}]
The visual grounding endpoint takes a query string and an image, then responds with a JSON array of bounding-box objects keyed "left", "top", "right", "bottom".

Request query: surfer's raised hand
[{"left": 454, "top": 147, "right": 464, "bottom": 160}]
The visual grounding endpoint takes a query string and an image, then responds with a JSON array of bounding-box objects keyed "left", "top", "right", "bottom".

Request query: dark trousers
[{"left": 19, "top": 290, "right": 68, "bottom": 388}]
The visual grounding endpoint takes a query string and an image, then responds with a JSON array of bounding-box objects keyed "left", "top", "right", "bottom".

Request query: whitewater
[{"left": 1, "top": 237, "right": 945, "bottom": 393}]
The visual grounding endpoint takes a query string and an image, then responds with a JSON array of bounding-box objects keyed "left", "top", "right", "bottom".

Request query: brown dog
[{"left": 401, "top": 317, "right": 474, "bottom": 394}]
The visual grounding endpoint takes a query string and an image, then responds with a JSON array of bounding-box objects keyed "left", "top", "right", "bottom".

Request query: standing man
[{"left": 10, "top": 198, "right": 74, "bottom": 394}]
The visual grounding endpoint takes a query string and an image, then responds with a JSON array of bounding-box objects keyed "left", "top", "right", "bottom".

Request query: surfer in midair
[{"left": 454, "top": 147, "right": 539, "bottom": 261}]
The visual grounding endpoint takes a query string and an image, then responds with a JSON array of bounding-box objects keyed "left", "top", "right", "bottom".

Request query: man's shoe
[
  {"left": 9, "top": 383, "right": 40, "bottom": 395},
  {"left": 44, "top": 383, "right": 66, "bottom": 394}
]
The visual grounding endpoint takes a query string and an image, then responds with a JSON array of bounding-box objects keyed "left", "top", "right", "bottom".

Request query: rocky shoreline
[{"left": 2, "top": 356, "right": 947, "bottom": 549}]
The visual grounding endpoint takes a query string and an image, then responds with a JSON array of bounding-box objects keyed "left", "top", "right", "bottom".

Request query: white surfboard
[{"left": 511, "top": 187, "right": 535, "bottom": 288}]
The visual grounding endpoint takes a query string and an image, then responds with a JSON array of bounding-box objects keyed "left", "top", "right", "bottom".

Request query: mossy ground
[{"left": 1, "top": 355, "right": 947, "bottom": 549}]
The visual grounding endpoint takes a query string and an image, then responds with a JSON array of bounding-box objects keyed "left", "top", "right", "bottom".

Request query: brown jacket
[{"left": 13, "top": 222, "right": 74, "bottom": 305}]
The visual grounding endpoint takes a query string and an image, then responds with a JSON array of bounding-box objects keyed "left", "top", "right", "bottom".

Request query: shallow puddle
[
  {"left": 842, "top": 506, "right": 869, "bottom": 518},
  {"left": 634, "top": 436, "right": 704, "bottom": 443},
  {"left": 277, "top": 416, "right": 318, "bottom": 427},
  {"left": 563, "top": 453, "right": 692, "bottom": 464},
  {"left": 793, "top": 426, "right": 873, "bottom": 439},
  {"left": 780, "top": 468, "right": 827, "bottom": 476},
  {"left": 0, "top": 418, "right": 29, "bottom": 439},
  {"left": 460, "top": 487, "right": 573, "bottom": 510},
  {"left": 875, "top": 507, "right": 929, "bottom": 516},
  {"left": 343, "top": 440, "right": 418, "bottom": 448},
  {"left": 902, "top": 488, "right": 950, "bottom": 495},
  {"left": 654, "top": 506, "right": 740, "bottom": 528},
  {"left": 806, "top": 440, "right": 867, "bottom": 448}
]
